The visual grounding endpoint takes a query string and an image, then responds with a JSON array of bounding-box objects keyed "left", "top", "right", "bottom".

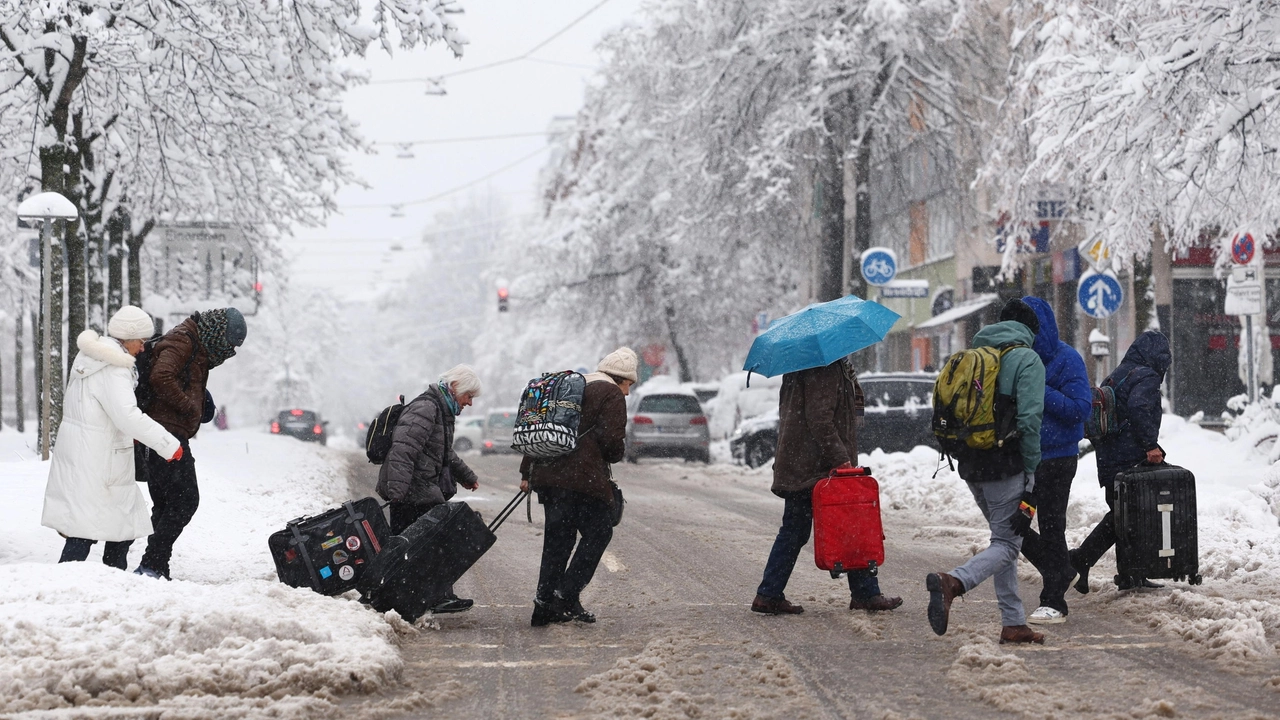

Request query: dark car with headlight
[
  {"left": 271, "top": 408, "right": 329, "bottom": 445},
  {"left": 729, "top": 372, "right": 937, "bottom": 467}
]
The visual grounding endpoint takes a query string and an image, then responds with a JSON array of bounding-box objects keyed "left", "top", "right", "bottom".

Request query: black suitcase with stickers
[
  {"left": 1113, "top": 462, "right": 1202, "bottom": 585},
  {"left": 268, "top": 498, "right": 391, "bottom": 595},
  {"left": 358, "top": 491, "right": 527, "bottom": 622}
]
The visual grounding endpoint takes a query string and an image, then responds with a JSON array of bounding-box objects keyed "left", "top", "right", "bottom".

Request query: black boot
[
  {"left": 1068, "top": 549, "right": 1090, "bottom": 594},
  {"left": 530, "top": 598, "right": 572, "bottom": 627},
  {"left": 559, "top": 594, "right": 596, "bottom": 623}
]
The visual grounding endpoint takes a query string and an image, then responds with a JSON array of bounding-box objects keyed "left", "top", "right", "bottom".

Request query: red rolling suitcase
[{"left": 813, "top": 466, "right": 885, "bottom": 577}]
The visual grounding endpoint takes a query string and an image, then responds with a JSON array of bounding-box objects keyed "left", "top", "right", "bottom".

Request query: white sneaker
[{"left": 1027, "top": 606, "right": 1067, "bottom": 625}]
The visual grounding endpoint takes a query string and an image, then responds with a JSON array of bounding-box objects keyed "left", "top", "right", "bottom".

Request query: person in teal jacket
[{"left": 927, "top": 298, "right": 1047, "bottom": 645}]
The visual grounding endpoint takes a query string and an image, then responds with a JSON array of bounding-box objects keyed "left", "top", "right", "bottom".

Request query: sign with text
[{"left": 1226, "top": 265, "right": 1263, "bottom": 316}]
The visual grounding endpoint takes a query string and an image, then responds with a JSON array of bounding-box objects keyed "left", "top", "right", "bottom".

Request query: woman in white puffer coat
[{"left": 42, "top": 306, "right": 183, "bottom": 569}]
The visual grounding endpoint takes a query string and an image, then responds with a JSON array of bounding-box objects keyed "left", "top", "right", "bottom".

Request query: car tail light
[
  {"left": 270, "top": 422, "right": 280, "bottom": 433},
  {"left": 484, "top": 440, "right": 493, "bottom": 448},
  {"left": 290, "top": 409, "right": 304, "bottom": 416},
  {"left": 690, "top": 416, "right": 707, "bottom": 425},
  {"left": 313, "top": 424, "right": 323, "bottom": 434},
  {"left": 633, "top": 415, "right": 653, "bottom": 424}
]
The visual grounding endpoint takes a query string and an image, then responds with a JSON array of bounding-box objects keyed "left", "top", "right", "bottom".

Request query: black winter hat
[{"left": 999, "top": 297, "right": 1040, "bottom": 335}]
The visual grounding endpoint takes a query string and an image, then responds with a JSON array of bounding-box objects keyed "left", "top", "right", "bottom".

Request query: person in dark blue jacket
[
  {"left": 1070, "top": 330, "right": 1171, "bottom": 592},
  {"left": 1019, "top": 297, "right": 1092, "bottom": 624}
]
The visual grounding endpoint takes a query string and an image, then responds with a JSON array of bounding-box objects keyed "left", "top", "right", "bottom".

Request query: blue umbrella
[{"left": 744, "top": 295, "right": 901, "bottom": 377}]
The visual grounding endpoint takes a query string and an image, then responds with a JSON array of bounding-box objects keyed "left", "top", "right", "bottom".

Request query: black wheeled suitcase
[
  {"left": 358, "top": 491, "right": 527, "bottom": 622},
  {"left": 268, "top": 498, "right": 390, "bottom": 595},
  {"left": 1113, "top": 462, "right": 1202, "bottom": 585}
]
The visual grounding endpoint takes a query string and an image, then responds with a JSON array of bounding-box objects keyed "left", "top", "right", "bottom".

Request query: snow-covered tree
[
  {"left": 986, "top": 0, "right": 1280, "bottom": 259},
  {"left": 0, "top": 0, "right": 465, "bottom": 436}
]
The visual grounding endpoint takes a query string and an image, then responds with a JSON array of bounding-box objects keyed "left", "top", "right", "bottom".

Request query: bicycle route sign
[
  {"left": 860, "top": 247, "right": 898, "bottom": 286},
  {"left": 1077, "top": 268, "right": 1124, "bottom": 319},
  {"left": 1232, "top": 233, "right": 1256, "bottom": 265}
]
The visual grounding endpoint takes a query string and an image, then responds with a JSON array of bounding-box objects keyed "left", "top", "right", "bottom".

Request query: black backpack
[
  {"left": 135, "top": 329, "right": 199, "bottom": 413},
  {"left": 365, "top": 395, "right": 406, "bottom": 465}
]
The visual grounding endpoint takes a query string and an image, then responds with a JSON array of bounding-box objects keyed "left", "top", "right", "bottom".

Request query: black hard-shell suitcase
[
  {"left": 268, "top": 498, "right": 390, "bottom": 595},
  {"left": 358, "top": 491, "right": 528, "bottom": 622},
  {"left": 1113, "top": 462, "right": 1202, "bottom": 585}
]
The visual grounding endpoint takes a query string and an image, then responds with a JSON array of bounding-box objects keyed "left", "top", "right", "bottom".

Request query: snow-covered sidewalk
[{"left": 0, "top": 428, "right": 410, "bottom": 718}]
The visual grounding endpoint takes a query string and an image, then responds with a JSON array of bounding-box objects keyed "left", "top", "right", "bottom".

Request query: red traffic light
[
  {"left": 497, "top": 287, "right": 509, "bottom": 300},
  {"left": 254, "top": 282, "right": 263, "bottom": 293}
]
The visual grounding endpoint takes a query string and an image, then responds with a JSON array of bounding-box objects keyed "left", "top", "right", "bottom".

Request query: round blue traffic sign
[
  {"left": 860, "top": 247, "right": 897, "bottom": 286},
  {"left": 1077, "top": 269, "right": 1124, "bottom": 319},
  {"left": 1232, "top": 233, "right": 1256, "bottom": 265}
]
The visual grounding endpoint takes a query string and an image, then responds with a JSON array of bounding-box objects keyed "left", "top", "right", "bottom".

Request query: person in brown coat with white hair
[
  {"left": 520, "top": 347, "right": 635, "bottom": 626},
  {"left": 751, "top": 357, "right": 902, "bottom": 615}
]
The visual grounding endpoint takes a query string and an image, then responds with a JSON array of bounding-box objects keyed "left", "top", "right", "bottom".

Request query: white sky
[{"left": 283, "top": 0, "right": 644, "bottom": 298}]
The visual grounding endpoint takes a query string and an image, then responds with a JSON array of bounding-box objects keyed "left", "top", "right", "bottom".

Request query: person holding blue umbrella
[{"left": 746, "top": 296, "right": 903, "bottom": 615}]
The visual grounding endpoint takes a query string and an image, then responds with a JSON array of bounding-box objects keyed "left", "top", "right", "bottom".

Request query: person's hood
[
  {"left": 972, "top": 319, "right": 1036, "bottom": 350},
  {"left": 1119, "top": 330, "right": 1172, "bottom": 378},
  {"left": 1023, "top": 296, "right": 1060, "bottom": 362},
  {"left": 69, "top": 330, "right": 134, "bottom": 379}
]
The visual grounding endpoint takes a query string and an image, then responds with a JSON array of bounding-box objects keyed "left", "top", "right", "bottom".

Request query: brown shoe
[
  {"left": 926, "top": 572, "right": 965, "bottom": 636},
  {"left": 999, "top": 624, "right": 1046, "bottom": 645},
  {"left": 850, "top": 594, "right": 903, "bottom": 612},
  {"left": 751, "top": 594, "right": 804, "bottom": 615}
]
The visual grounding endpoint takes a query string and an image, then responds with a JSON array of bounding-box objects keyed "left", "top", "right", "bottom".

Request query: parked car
[
  {"left": 455, "top": 416, "right": 484, "bottom": 453},
  {"left": 729, "top": 407, "right": 779, "bottom": 469},
  {"left": 271, "top": 408, "right": 328, "bottom": 445},
  {"left": 480, "top": 408, "right": 520, "bottom": 455},
  {"left": 728, "top": 372, "right": 938, "bottom": 467},
  {"left": 707, "top": 371, "right": 782, "bottom": 440},
  {"left": 626, "top": 391, "right": 711, "bottom": 463}
]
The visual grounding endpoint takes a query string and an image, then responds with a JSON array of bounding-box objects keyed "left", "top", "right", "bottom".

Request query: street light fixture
[{"left": 17, "top": 191, "right": 77, "bottom": 460}]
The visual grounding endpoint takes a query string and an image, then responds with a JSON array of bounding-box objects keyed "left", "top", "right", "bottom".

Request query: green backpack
[{"left": 931, "top": 343, "right": 1024, "bottom": 458}]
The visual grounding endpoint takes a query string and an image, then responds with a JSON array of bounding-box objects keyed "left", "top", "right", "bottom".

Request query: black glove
[{"left": 1010, "top": 491, "right": 1037, "bottom": 537}]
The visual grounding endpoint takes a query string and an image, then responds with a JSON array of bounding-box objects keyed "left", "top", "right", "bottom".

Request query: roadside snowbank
[{"left": 0, "top": 428, "right": 406, "bottom": 717}]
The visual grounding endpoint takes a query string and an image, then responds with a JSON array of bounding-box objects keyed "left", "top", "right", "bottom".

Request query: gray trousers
[{"left": 951, "top": 472, "right": 1026, "bottom": 627}]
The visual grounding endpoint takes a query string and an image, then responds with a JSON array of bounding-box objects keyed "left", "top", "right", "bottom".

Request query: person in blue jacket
[
  {"left": 1071, "top": 330, "right": 1171, "bottom": 592},
  {"left": 1018, "top": 297, "right": 1092, "bottom": 624}
]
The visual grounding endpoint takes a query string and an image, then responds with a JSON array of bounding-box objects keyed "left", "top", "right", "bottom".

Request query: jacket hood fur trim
[{"left": 75, "top": 330, "right": 136, "bottom": 370}]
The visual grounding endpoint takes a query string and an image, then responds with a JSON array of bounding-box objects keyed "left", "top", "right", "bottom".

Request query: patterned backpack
[
  {"left": 511, "top": 371, "right": 587, "bottom": 458},
  {"left": 1084, "top": 375, "right": 1128, "bottom": 441}
]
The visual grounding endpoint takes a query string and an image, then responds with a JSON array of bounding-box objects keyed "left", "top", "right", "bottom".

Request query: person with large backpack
[
  {"left": 520, "top": 347, "right": 634, "bottom": 627},
  {"left": 1070, "top": 330, "right": 1171, "bottom": 592},
  {"left": 926, "top": 298, "right": 1047, "bottom": 645},
  {"left": 1017, "top": 297, "right": 1092, "bottom": 625},
  {"left": 374, "top": 364, "right": 482, "bottom": 614},
  {"left": 135, "top": 308, "right": 247, "bottom": 580}
]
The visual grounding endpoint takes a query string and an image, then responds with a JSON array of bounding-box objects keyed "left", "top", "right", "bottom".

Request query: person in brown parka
[
  {"left": 520, "top": 347, "right": 635, "bottom": 626},
  {"left": 751, "top": 357, "right": 903, "bottom": 615}
]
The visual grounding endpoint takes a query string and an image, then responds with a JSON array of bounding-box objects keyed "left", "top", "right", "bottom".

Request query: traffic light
[{"left": 497, "top": 287, "right": 509, "bottom": 312}]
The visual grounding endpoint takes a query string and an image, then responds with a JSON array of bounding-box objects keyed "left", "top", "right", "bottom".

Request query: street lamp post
[{"left": 17, "top": 192, "right": 78, "bottom": 460}]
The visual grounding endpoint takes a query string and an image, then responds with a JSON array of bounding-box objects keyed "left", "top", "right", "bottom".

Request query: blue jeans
[
  {"left": 951, "top": 473, "right": 1026, "bottom": 626},
  {"left": 757, "top": 490, "right": 881, "bottom": 600}
]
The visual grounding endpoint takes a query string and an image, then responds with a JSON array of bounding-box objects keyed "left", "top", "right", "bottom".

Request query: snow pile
[
  {"left": 574, "top": 634, "right": 819, "bottom": 718},
  {"left": 0, "top": 564, "right": 401, "bottom": 715},
  {"left": 0, "top": 428, "right": 408, "bottom": 717}
]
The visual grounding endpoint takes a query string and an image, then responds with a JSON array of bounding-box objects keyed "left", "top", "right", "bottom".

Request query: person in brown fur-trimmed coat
[
  {"left": 751, "top": 357, "right": 903, "bottom": 616},
  {"left": 521, "top": 347, "right": 635, "bottom": 627}
]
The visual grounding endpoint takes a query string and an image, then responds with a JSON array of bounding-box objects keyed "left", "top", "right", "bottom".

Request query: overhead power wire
[
  {"left": 364, "top": 0, "right": 613, "bottom": 86},
  {"left": 342, "top": 145, "right": 550, "bottom": 210},
  {"left": 372, "top": 131, "right": 549, "bottom": 147}
]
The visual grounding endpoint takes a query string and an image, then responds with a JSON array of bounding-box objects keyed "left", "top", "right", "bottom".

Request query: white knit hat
[
  {"left": 597, "top": 346, "right": 639, "bottom": 383},
  {"left": 107, "top": 306, "right": 155, "bottom": 340}
]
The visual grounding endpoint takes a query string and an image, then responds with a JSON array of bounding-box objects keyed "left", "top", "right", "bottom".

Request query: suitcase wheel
[{"left": 1190, "top": 574, "right": 1203, "bottom": 586}]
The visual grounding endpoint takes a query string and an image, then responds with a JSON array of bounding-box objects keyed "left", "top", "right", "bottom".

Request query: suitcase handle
[
  {"left": 832, "top": 465, "right": 872, "bottom": 477},
  {"left": 488, "top": 489, "right": 531, "bottom": 533}
]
